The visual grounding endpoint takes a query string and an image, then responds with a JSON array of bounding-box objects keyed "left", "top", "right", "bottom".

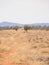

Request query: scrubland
[{"left": 0, "top": 29, "right": 49, "bottom": 65}]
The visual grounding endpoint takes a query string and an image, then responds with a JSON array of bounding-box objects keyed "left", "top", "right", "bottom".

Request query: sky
[{"left": 0, "top": 0, "right": 49, "bottom": 24}]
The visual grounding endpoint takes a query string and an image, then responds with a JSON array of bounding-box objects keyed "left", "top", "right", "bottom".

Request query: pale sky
[{"left": 0, "top": 0, "right": 49, "bottom": 24}]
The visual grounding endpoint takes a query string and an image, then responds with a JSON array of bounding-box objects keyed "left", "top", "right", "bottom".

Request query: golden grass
[{"left": 0, "top": 30, "right": 49, "bottom": 65}]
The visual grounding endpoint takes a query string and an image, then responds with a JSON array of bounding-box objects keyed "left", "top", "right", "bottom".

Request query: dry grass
[{"left": 0, "top": 30, "right": 49, "bottom": 65}]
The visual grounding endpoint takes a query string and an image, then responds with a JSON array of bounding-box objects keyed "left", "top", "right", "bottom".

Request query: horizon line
[{"left": 0, "top": 21, "right": 49, "bottom": 24}]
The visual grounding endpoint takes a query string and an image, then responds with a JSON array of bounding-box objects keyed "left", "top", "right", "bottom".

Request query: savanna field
[{"left": 0, "top": 29, "right": 49, "bottom": 65}]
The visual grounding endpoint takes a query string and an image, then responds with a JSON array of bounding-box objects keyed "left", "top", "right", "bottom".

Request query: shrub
[
  {"left": 24, "top": 25, "right": 31, "bottom": 31},
  {"left": 13, "top": 26, "right": 19, "bottom": 31}
]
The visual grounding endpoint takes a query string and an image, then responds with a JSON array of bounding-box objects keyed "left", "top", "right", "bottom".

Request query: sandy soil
[{"left": 0, "top": 30, "right": 49, "bottom": 65}]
